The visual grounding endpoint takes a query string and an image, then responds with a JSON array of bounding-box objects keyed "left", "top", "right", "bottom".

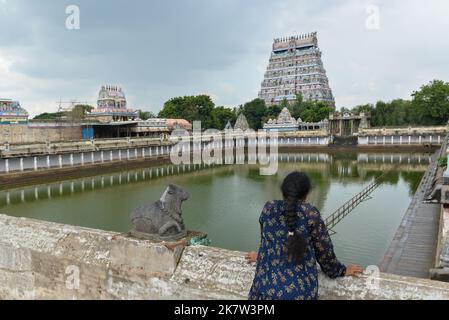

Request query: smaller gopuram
[
  {"left": 328, "top": 112, "right": 370, "bottom": 137},
  {"left": 234, "top": 113, "right": 250, "bottom": 131},
  {"left": 88, "top": 85, "right": 138, "bottom": 123},
  {"left": 263, "top": 107, "right": 298, "bottom": 132},
  {"left": 0, "top": 98, "right": 29, "bottom": 124},
  {"left": 263, "top": 107, "right": 328, "bottom": 132}
]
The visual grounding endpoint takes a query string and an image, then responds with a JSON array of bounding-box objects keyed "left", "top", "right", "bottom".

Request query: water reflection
[
  {"left": 0, "top": 152, "right": 429, "bottom": 208},
  {"left": 0, "top": 152, "right": 429, "bottom": 266}
]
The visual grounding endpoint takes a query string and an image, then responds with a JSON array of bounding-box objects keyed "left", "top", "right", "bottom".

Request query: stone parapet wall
[
  {"left": 1, "top": 214, "right": 449, "bottom": 300},
  {"left": 358, "top": 134, "right": 445, "bottom": 146},
  {"left": 358, "top": 126, "right": 448, "bottom": 137},
  {"left": 436, "top": 206, "right": 449, "bottom": 269},
  {"left": 1, "top": 137, "right": 170, "bottom": 158},
  {"left": 278, "top": 130, "right": 328, "bottom": 138},
  {"left": 0, "top": 124, "right": 82, "bottom": 145}
]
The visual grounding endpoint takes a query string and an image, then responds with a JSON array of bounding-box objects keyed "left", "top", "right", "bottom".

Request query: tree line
[
  {"left": 157, "top": 94, "right": 334, "bottom": 130},
  {"left": 347, "top": 80, "right": 449, "bottom": 127},
  {"left": 157, "top": 79, "right": 449, "bottom": 129},
  {"left": 34, "top": 79, "right": 449, "bottom": 129}
]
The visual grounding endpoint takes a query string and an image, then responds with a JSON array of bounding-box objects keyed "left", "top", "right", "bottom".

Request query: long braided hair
[{"left": 281, "top": 171, "right": 311, "bottom": 264}]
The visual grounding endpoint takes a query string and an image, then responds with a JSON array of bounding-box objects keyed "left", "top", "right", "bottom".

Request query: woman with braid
[{"left": 246, "top": 171, "right": 362, "bottom": 300}]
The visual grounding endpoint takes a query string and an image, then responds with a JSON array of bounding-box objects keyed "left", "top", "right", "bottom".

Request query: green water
[{"left": 0, "top": 152, "right": 429, "bottom": 267}]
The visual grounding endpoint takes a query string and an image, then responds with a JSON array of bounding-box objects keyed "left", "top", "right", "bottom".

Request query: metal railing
[{"left": 325, "top": 173, "right": 385, "bottom": 230}]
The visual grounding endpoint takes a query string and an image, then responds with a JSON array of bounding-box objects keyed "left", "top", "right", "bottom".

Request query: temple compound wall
[
  {"left": 0, "top": 123, "right": 82, "bottom": 145},
  {"left": 357, "top": 126, "right": 448, "bottom": 147},
  {"left": 1, "top": 214, "right": 449, "bottom": 300}
]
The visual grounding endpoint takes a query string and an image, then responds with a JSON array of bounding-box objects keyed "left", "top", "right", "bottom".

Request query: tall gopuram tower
[{"left": 258, "top": 32, "right": 335, "bottom": 108}]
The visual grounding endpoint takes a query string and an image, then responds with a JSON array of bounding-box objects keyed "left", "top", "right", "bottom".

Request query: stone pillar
[
  {"left": 91, "top": 152, "right": 95, "bottom": 163},
  {"left": 20, "top": 158, "right": 24, "bottom": 172},
  {"left": 5, "top": 159, "right": 9, "bottom": 173},
  {"left": 81, "top": 153, "right": 85, "bottom": 165},
  {"left": 70, "top": 154, "right": 74, "bottom": 166},
  {"left": 119, "top": 150, "right": 122, "bottom": 161},
  {"left": 101, "top": 151, "right": 104, "bottom": 163},
  {"left": 142, "top": 148, "right": 145, "bottom": 158},
  {"left": 110, "top": 150, "right": 113, "bottom": 161},
  {"left": 34, "top": 157, "right": 38, "bottom": 171},
  {"left": 59, "top": 155, "right": 63, "bottom": 168},
  {"left": 47, "top": 155, "right": 51, "bottom": 169}
]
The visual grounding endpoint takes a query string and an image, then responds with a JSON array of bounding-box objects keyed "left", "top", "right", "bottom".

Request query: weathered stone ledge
[
  {"left": 358, "top": 126, "right": 448, "bottom": 136},
  {"left": 1, "top": 214, "right": 449, "bottom": 300},
  {"left": 432, "top": 205, "right": 449, "bottom": 282}
]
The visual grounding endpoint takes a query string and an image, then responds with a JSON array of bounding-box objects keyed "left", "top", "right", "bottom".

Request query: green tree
[
  {"left": 411, "top": 80, "right": 449, "bottom": 125},
  {"left": 241, "top": 98, "right": 267, "bottom": 130},
  {"left": 137, "top": 110, "right": 156, "bottom": 120},
  {"left": 263, "top": 104, "right": 282, "bottom": 122},
  {"left": 158, "top": 95, "right": 215, "bottom": 128},
  {"left": 211, "top": 106, "right": 237, "bottom": 130},
  {"left": 351, "top": 104, "right": 374, "bottom": 115},
  {"left": 33, "top": 112, "right": 66, "bottom": 120},
  {"left": 298, "top": 101, "right": 333, "bottom": 123},
  {"left": 69, "top": 104, "right": 94, "bottom": 121},
  {"left": 288, "top": 94, "right": 303, "bottom": 119}
]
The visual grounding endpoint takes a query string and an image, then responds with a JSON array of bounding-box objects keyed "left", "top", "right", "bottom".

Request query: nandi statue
[{"left": 130, "top": 184, "right": 189, "bottom": 241}]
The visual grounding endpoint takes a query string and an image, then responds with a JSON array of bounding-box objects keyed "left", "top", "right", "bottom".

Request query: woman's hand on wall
[
  {"left": 345, "top": 264, "right": 363, "bottom": 276},
  {"left": 245, "top": 251, "right": 258, "bottom": 263}
]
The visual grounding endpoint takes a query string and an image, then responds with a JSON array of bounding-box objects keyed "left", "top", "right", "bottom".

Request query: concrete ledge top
[
  {"left": 174, "top": 246, "right": 449, "bottom": 300},
  {"left": 2, "top": 214, "right": 449, "bottom": 299}
]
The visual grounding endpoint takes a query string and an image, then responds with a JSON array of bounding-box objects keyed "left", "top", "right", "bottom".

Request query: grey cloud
[{"left": 1, "top": 0, "right": 449, "bottom": 115}]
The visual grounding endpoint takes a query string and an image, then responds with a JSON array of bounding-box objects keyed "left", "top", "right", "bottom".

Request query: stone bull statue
[{"left": 130, "top": 184, "right": 189, "bottom": 241}]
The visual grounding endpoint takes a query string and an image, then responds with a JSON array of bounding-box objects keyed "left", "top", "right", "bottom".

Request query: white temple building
[
  {"left": 263, "top": 107, "right": 328, "bottom": 132},
  {"left": 88, "top": 85, "right": 138, "bottom": 122},
  {"left": 0, "top": 98, "right": 29, "bottom": 124}
]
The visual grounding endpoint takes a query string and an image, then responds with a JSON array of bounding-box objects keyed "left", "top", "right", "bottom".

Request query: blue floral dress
[{"left": 248, "top": 200, "right": 346, "bottom": 300}]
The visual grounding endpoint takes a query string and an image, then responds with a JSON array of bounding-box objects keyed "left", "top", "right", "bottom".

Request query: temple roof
[
  {"left": 276, "top": 107, "right": 297, "bottom": 125},
  {"left": 98, "top": 85, "right": 126, "bottom": 100},
  {"left": 234, "top": 113, "right": 249, "bottom": 131},
  {"left": 0, "top": 99, "right": 28, "bottom": 116}
]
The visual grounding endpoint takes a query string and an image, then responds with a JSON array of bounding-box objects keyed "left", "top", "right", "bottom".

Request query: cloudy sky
[{"left": 1, "top": 0, "right": 448, "bottom": 116}]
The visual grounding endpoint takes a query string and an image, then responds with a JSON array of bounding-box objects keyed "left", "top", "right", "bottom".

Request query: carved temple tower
[{"left": 258, "top": 32, "right": 335, "bottom": 108}]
